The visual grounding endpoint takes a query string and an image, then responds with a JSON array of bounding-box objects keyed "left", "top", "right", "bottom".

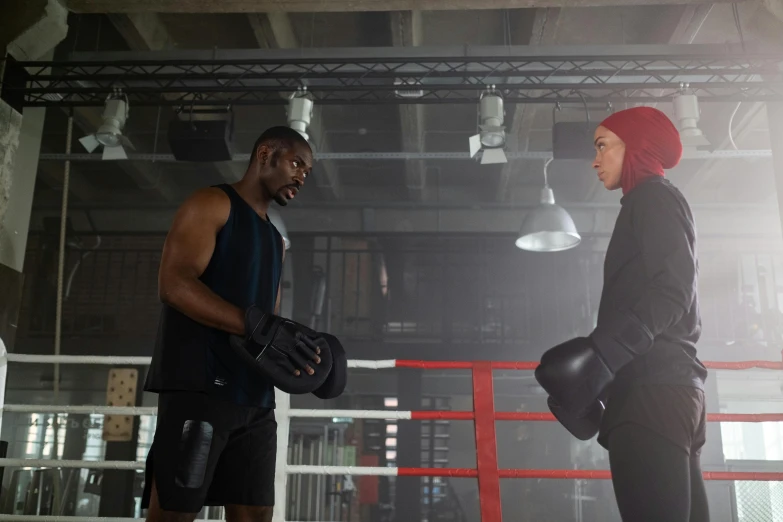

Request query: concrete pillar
[
  {"left": 0, "top": 97, "right": 46, "bottom": 351},
  {"left": 0, "top": 100, "right": 22, "bottom": 244},
  {"left": 0, "top": 0, "right": 68, "bottom": 350},
  {"left": 0, "top": 105, "right": 46, "bottom": 272},
  {"left": 0, "top": 99, "right": 25, "bottom": 349}
]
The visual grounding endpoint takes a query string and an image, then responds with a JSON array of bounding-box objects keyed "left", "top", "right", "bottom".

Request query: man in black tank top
[{"left": 141, "top": 127, "right": 314, "bottom": 522}]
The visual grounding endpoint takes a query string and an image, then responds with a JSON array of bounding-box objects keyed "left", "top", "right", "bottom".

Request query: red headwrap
[{"left": 599, "top": 107, "right": 683, "bottom": 195}]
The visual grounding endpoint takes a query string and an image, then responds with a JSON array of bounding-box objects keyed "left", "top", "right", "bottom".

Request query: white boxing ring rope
[
  {"left": 0, "top": 404, "right": 411, "bottom": 420},
  {"left": 2, "top": 354, "right": 394, "bottom": 369},
  {"left": 0, "top": 514, "right": 211, "bottom": 522},
  {"left": 0, "top": 406, "right": 157, "bottom": 416},
  {"left": 0, "top": 350, "right": 404, "bottom": 522},
  {"left": 0, "top": 516, "right": 364, "bottom": 522},
  {"left": 6, "top": 355, "right": 153, "bottom": 366},
  {"left": 0, "top": 459, "right": 143, "bottom": 470}
]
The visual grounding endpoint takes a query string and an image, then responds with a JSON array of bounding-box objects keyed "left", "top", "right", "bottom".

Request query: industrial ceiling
[{"left": 20, "top": 1, "right": 783, "bottom": 244}]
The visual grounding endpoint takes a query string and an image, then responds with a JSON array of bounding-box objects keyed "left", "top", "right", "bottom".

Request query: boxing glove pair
[
  {"left": 229, "top": 306, "right": 347, "bottom": 398},
  {"left": 534, "top": 311, "right": 654, "bottom": 440}
]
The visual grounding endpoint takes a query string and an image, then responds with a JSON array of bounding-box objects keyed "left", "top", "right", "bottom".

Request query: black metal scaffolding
[{"left": 5, "top": 44, "right": 783, "bottom": 107}]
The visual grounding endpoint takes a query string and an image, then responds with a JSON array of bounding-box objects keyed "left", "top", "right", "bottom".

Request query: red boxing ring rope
[
  {"left": 3, "top": 352, "right": 783, "bottom": 522},
  {"left": 375, "top": 357, "right": 783, "bottom": 521},
  {"left": 394, "top": 359, "right": 783, "bottom": 370},
  {"left": 300, "top": 467, "right": 783, "bottom": 481},
  {"left": 406, "top": 411, "right": 783, "bottom": 423}
]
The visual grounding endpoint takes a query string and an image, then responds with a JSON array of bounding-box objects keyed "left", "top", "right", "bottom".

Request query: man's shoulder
[
  {"left": 188, "top": 185, "right": 231, "bottom": 206},
  {"left": 179, "top": 186, "right": 232, "bottom": 216},
  {"left": 168, "top": 186, "right": 233, "bottom": 233}
]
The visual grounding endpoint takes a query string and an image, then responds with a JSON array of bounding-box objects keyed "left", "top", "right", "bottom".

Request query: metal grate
[
  {"left": 19, "top": 234, "right": 163, "bottom": 339},
  {"left": 734, "top": 480, "right": 783, "bottom": 521},
  {"left": 18, "top": 233, "right": 783, "bottom": 348}
]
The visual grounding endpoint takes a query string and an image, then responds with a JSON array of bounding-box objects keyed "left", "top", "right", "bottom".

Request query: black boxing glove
[
  {"left": 547, "top": 396, "right": 604, "bottom": 441},
  {"left": 229, "top": 306, "right": 334, "bottom": 394},
  {"left": 536, "top": 310, "right": 655, "bottom": 418},
  {"left": 534, "top": 336, "right": 613, "bottom": 419},
  {"left": 312, "top": 333, "right": 347, "bottom": 400}
]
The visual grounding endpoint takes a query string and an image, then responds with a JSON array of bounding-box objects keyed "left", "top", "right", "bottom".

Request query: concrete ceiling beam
[
  {"left": 107, "top": 12, "right": 174, "bottom": 51},
  {"left": 66, "top": 0, "right": 741, "bottom": 14},
  {"left": 245, "top": 13, "right": 343, "bottom": 200},
  {"left": 3, "top": 0, "right": 68, "bottom": 61},
  {"left": 496, "top": 8, "right": 560, "bottom": 202},
  {"left": 391, "top": 10, "right": 427, "bottom": 201}
]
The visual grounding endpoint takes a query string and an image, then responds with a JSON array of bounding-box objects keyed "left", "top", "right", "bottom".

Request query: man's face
[
  {"left": 592, "top": 125, "right": 625, "bottom": 191},
  {"left": 258, "top": 142, "right": 313, "bottom": 206}
]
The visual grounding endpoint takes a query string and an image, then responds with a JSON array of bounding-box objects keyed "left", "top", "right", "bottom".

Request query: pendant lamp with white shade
[{"left": 515, "top": 159, "right": 581, "bottom": 252}]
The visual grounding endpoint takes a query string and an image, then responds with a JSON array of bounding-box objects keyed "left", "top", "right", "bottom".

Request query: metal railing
[{"left": 727, "top": 461, "right": 783, "bottom": 522}]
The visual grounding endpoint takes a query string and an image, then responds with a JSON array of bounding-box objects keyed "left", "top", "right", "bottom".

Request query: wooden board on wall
[{"left": 102, "top": 368, "right": 138, "bottom": 442}]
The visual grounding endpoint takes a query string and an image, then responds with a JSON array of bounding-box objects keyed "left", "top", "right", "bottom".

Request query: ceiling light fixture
[
  {"left": 287, "top": 87, "right": 314, "bottom": 142},
  {"left": 469, "top": 86, "right": 508, "bottom": 165},
  {"left": 515, "top": 159, "right": 581, "bottom": 252},
  {"left": 78, "top": 88, "right": 134, "bottom": 160},
  {"left": 672, "top": 84, "right": 711, "bottom": 150}
]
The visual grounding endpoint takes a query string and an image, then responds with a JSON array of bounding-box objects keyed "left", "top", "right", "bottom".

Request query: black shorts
[
  {"left": 141, "top": 391, "right": 277, "bottom": 513},
  {"left": 597, "top": 383, "right": 707, "bottom": 456}
]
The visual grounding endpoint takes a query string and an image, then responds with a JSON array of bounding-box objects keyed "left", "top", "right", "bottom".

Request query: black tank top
[{"left": 145, "top": 184, "right": 282, "bottom": 407}]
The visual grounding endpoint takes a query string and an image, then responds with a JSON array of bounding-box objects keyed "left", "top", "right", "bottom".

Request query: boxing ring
[{"left": 1, "top": 343, "right": 783, "bottom": 522}]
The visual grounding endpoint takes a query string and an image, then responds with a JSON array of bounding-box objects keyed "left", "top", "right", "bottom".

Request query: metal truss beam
[
  {"left": 8, "top": 44, "right": 783, "bottom": 107},
  {"left": 38, "top": 149, "right": 773, "bottom": 162}
]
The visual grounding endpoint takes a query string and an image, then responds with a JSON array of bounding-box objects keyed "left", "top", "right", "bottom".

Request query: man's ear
[{"left": 257, "top": 145, "right": 269, "bottom": 166}]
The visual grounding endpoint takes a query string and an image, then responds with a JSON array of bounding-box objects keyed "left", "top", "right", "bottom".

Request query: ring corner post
[
  {"left": 273, "top": 388, "right": 291, "bottom": 522},
  {"left": 472, "top": 361, "right": 502, "bottom": 522}
]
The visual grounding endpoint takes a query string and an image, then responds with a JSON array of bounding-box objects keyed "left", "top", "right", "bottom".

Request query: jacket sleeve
[{"left": 628, "top": 185, "right": 698, "bottom": 338}]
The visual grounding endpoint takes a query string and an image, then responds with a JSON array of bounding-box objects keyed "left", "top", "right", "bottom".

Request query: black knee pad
[{"left": 175, "top": 420, "right": 214, "bottom": 489}]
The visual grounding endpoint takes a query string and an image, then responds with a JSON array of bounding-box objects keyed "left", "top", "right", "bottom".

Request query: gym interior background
[{"left": 2, "top": 1, "right": 783, "bottom": 521}]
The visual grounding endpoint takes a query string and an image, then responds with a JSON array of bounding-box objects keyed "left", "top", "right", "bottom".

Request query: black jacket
[{"left": 598, "top": 176, "right": 708, "bottom": 390}]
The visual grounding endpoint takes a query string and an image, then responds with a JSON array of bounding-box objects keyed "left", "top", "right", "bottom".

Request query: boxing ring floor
[{"left": 0, "top": 342, "right": 782, "bottom": 522}]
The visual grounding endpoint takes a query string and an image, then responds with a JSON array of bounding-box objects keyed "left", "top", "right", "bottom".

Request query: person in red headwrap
[{"left": 535, "top": 107, "right": 709, "bottom": 522}]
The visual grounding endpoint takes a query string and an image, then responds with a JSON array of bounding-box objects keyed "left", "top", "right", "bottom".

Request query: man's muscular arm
[{"left": 158, "top": 187, "right": 245, "bottom": 335}]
